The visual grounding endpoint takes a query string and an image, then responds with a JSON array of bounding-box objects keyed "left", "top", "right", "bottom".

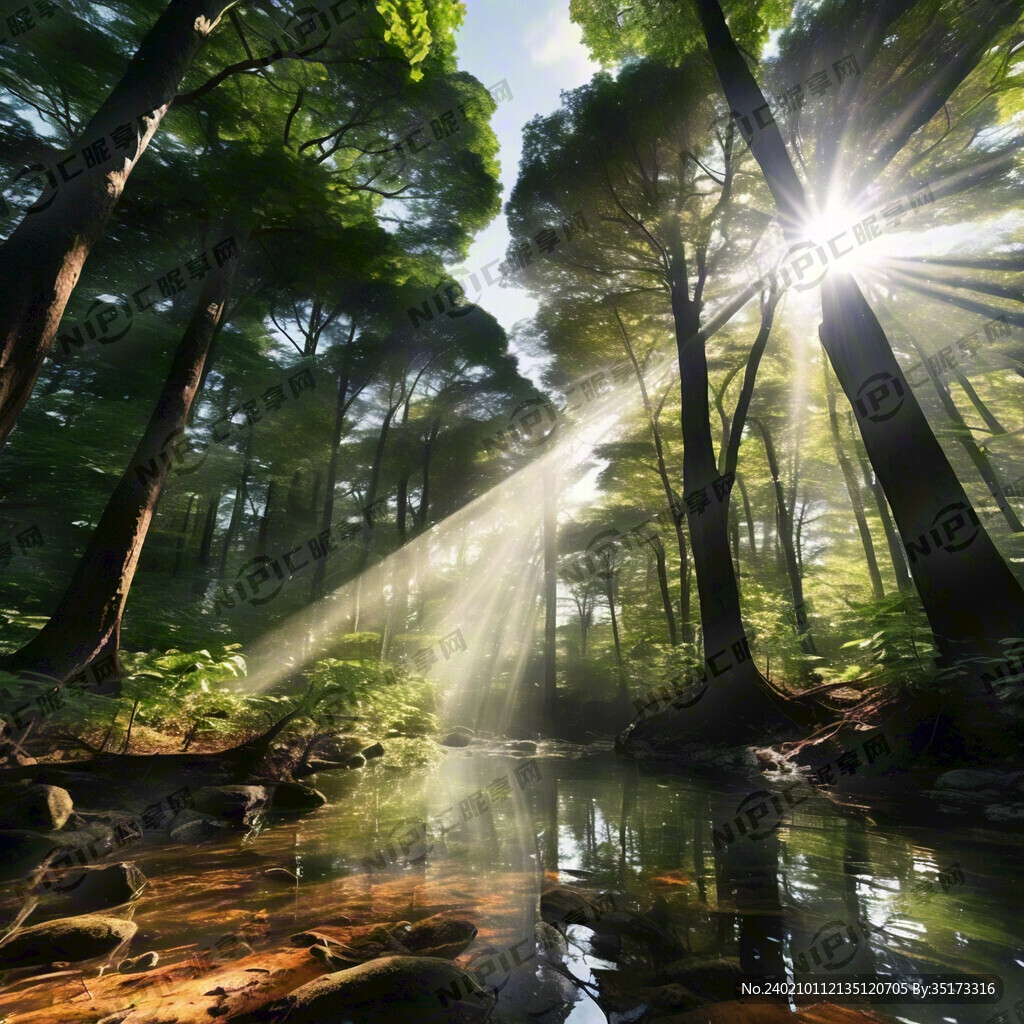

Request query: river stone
[
  {"left": 0, "top": 914, "right": 137, "bottom": 967},
  {"left": 0, "top": 783, "right": 73, "bottom": 831},
  {"left": 39, "top": 861, "right": 146, "bottom": 914},
  {"left": 935, "top": 769, "right": 1009, "bottom": 791},
  {"left": 168, "top": 808, "right": 230, "bottom": 843},
  {"left": 0, "top": 829, "right": 69, "bottom": 881},
  {"left": 661, "top": 954, "right": 743, "bottom": 1001},
  {"left": 345, "top": 753, "right": 367, "bottom": 769},
  {"left": 317, "top": 734, "right": 370, "bottom": 759},
  {"left": 269, "top": 782, "right": 327, "bottom": 814},
  {"left": 192, "top": 785, "right": 269, "bottom": 822},
  {"left": 441, "top": 731, "right": 473, "bottom": 748},
  {"left": 263, "top": 955, "right": 494, "bottom": 1023},
  {"left": 361, "top": 741, "right": 385, "bottom": 760},
  {"left": 396, "top": 914, "right": 478, "bottom": 959}
]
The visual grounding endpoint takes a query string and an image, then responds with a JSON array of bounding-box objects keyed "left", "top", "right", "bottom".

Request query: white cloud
[{"left": 524, "top": 3, "right": 600, "bottom": 87}]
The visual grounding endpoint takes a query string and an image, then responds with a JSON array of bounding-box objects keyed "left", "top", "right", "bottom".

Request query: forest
[{"left": 0, "top": 0, "right": 1022, "bottom": 1021}]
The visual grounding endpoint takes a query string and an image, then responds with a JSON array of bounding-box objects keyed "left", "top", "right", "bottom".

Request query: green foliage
[
  {"left": 834, "top": 595, "right": 936, "bottom": 689},
  {"left": 306, "top": 657, "right": 441, "bottom": 736}
]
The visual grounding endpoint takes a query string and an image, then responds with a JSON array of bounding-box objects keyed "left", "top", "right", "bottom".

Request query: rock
[
  {"left": 535, "top": 920, "right": 567, "bottom": 956},
  {"left": 36, "top": 861, "right": 146, "bottom": 914},
  {"left": 984, "top": 802, "right": 1024, "bottom": 822},
  {"left": 540, "top": 887, "right": 604, "bottom": 928},
  {"left": 119, "top": 950, "right": 159, "bottom": 972},
  {"left": 661, "top": 954, "right": 743, "bottom": 1001},
  {"left": 441, "top": 731, "right": 473, "bottom": 748},
  {"left": 192, "top": 785, "right": 269, "bottom": 823},
  {"left": 395, "top": 914, "right": 478, "bottom": 959},
  {"left": 316, "top": 734, "right": 370, "bottom": 759},
  {"left": 261, "top": 955, "right": 494, "bottom": 1023},
  {"left": 0, "top": 829, "right": 68, "bottom": 881},
  {"left": 935, "top": 769, "right": 1009, "bottom": 791},
  {"left": 346, "top": 753, "right": 367, "bottom": 769},
  {"left": 293, "top": 759, "right": 348, "bottom": 778},
  {"left": 361, "top": 741, "right": 385, "bottom": 760},
  {"left": 0, "top": 783, "right": 73, "bottom": 831},
  {"left": 269, "top": 782, "right": 327, "bottom": 814},
  {"left": 168, "top": 808, "right": 230, "bottom": 843},
  {"left": 0, "top": 914, "right": 137, "bottom": 968}
]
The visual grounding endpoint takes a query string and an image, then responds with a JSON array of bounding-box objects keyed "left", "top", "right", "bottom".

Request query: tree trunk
[
  {"left": 901, "top": 322, "right": 1024, "bottom": 533},
  {"left": 192, "top": 490, "right": 219, "bottom": 597},
  {"left": 849, "top": 414, "right": 914, "bottom": 595},
  {"left": 172, "top": 493, "right": 196, "bottom": 577},
  {"left": 824, "top": 364, "right": 886, "bottom": 601},
  {"left": 649, "top": 534, "right": 678, "bottom": 646},
  {"left": 0, "top": 0, "right": 233, "bottom": 452},
  {"left": 256, "top": 481, "right": 275, "bottom": 560},
  {"left": 543, "top": 465, "right": 557, "bottom": 722},
  {"left": 604, "top": 572, "right": 627, "bottom": 703},
  {"left": 751, "top": 417, "right": 816, "bottom": 655},
  {"left": 0, "top": 241, "right": 240, "bottom": 679},
  {"left": 614, "top": 308, "right": 688, "bottom": 640},
  {"left": 219, "top": 438, "right": 252, "bottom": 578},
  {"left": 695, "top": 0, "right": 1024, "bottom": 687}
]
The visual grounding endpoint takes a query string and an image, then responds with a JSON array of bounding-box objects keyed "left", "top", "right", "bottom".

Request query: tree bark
[
  {"left": 824, "top": 364, "right": 886, "bottom": 601},
  {"left": 648, "top": 533, "right": 678, "bottom": 646},
  {"left": 0, "top": 0, "right": 234, "bottom": 452},
  {"left": 0, "top": 239, "right": 240, "bottom": 679},
  {"left": 614, "top": 308, "right": 688, "bottom": 640},
  {"left": 750, "top": 417, "right": 816, "bottom": 655},
  {"left": 543, "top": 465, "right": 558, "bottom": 722},
  {"left": 694, "top": 0, "right": 1024, "bottom": 686}
]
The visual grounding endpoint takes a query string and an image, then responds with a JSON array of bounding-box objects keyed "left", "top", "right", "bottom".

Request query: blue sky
[{"left": 450, "top": 1, "right": 601, "bottom": 346}]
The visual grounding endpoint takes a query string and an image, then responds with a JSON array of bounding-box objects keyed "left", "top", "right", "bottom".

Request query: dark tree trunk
[
  {"left": 172, "top": 493, "right": 196, "bottom": 577},
  {"left": 0, "top": 242, "right": 240, "bottom": 679},
  {"left": 849, "top": 415, "right": 914, "bottom": 596},
  {"left": 695, "top": 0, "right": 1024, "bottom": 689},
  {"left": 751, "top": 417, "right": 816, "bottom": 655},
  {"left": 219, "top": 439, "right": 252, "bottom": 578},
  {"left": 0, "top": 0, "right": 233, "bottom": 452},
  {"left": 649, "top": 534, "right": 678, "bottom": 646},
  {"left": 825, "top": 364, "right": 886, "bottom": 601},
  {"left": 614, "top": 308, "right": 688, "bottom": 639},
  {"left": 256, "top": 481, "right": 275, "bottom": 560},
  {"left": 902, "top": 324, "right": 1023, "bottom": 533},
  {"left": 193, "top": 490, "right": 219, "bottom": 596},
  {"left": 543, "top": 465, "right": 557, "bottom": 722}
]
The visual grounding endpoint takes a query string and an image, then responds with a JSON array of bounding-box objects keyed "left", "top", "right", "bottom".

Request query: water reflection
[{"left": 7, "top": 747, "right": 1020, "bottom": 1023}]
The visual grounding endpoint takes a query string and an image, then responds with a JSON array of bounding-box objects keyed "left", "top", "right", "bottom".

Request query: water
[{"left": 8, "top": 744, "right": 1022, "bottom": 1022}]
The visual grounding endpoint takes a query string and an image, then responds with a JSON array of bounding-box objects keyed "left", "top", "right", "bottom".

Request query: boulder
[
  {"left": 395, "top": 914, "right": 478, "bottom": 959},
  {"left": 269, "top": 782, "right": 327, "bottom": 815},
  {"left": 361, "top": 741, "right": 385, "bottom": 760},
  {"left": 192, "top": 785, "right": 269, "bottom": 823},
  {"left": 168, "top": 808, "right": 230, "bottom": 843},
  {"left": 661, "top": 954, "right": 743, "bottom": 1001},
  {"left": 260, "top": 955, "right": 494, "bottom": 1023},
  {"left": 935, "top": 769, "right": 1009, "bottom": 791},
  {"left": 0, "top": 829, "right": 68, "bottom": 882},
  {"left": 346, "top": 753, "right": 367, "bottom": 769},
  {"left": 316, "top": 734, "right": 370, "bottom": 760},
  {"left": 441, "top": 731, "right": 473, "bottom": 748},
  {"left": 0, "top": 783, "right": 73, "bottom": 831},
  {"left": 36, "top": 861, "right": 146, "bottom": 915},
  {"left": 0, "top": 914, "right": 137, "bottom": 968}
]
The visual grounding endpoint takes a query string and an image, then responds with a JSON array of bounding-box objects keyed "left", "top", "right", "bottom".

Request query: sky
[{"left": 449, "top": 1, "right": 601, "bottom": 348}]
